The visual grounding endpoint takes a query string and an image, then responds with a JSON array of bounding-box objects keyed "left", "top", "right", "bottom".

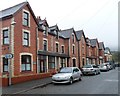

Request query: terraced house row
[{"left": 0, "top": 2, "right": 111, "bottom": 86}]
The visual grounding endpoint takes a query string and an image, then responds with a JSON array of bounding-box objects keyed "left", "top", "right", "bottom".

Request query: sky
[{"left": 0, "top": 0, "right": 119, "bottom": 51}]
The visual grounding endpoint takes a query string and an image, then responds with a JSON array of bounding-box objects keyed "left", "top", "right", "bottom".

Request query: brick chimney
[{"left": 36, "top": 16, "right": 41, "bottom": 22}]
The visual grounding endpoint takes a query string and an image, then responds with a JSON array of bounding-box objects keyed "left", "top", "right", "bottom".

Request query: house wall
[
  {"left": 68, "top": 32, "right": 78, "bottom": 67},
  {"left": 79, "top": 35, "right": 86, "bottom": 67},
  {"left": 1, "top": 4, "right": 38, "bottom": 86},
  {"left": 13, "top": 5, "right": 37, "bottom": 76},
  {"left": 0, "top": 2, "right": 106, "bottom": 87}
]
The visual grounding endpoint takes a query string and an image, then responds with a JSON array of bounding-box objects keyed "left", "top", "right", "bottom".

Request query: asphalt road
[{"left": 21, "top": 68, "right": 119, "bottom": 94}]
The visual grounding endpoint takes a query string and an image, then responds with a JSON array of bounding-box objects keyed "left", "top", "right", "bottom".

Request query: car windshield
[
  {"left": 83, "top": 65, "right": 92, "bottom": 68},
  {"left": 59, "top": 67, "right": 72, "bottom": 73}
]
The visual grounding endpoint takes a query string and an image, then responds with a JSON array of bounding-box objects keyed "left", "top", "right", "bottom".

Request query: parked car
[
  {"left": 115, "top": 62, "right": 120, "bottom": 67},
  {"left": 52, "top": 67, "right": 82, "bottom": 84},
  {"left": 82, "top": 64, "right": 100, "bottom": 75},
  {"left": 99, "top": 63, "right": 109, "bottom": 71}
]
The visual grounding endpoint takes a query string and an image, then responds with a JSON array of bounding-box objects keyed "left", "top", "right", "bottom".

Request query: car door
[
  {"left": 73, "top": 68, "right": 80, "bottom": 80},
  {"left": 72, "top": 68, "right": 77, "bottom": 80},
  {"left": 93, "top": 65, "right": 99, "bottom": 73}
]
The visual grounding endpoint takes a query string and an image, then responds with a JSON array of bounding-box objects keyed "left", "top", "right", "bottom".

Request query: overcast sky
[{"left": 0, "top": 0, "right": 119, "bottom": 51}]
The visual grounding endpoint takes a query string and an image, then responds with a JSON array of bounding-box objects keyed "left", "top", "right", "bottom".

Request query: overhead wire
[{"left": 80, "top": 0, "right": 113, "bottom": 29}]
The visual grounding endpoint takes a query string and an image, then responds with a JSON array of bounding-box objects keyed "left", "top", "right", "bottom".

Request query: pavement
[{"left": 2, "top": 77, "right": 52, "bottom": 95}]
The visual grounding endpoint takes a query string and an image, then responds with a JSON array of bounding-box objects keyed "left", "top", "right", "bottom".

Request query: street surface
[{"left": 20, "top": 68, "right": 119, "bottom": 94}]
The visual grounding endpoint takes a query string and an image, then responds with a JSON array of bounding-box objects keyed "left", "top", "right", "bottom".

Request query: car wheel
[
  {"left": 69, "top": 77, "right": 73, "bottom": 84},
  {"left": 79, "top": 77, "right": 82, "bottom": 81},
  {"left": 99, "top": 71, "right": 101, "bottom": 74},
  {"left": 94, "top": 71, "right": 97, "bottom": 75}
]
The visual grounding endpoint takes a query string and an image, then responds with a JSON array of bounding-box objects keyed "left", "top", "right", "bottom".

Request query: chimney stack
[{"left": 37, "top": 16, "right": 41, "bottom": 21}]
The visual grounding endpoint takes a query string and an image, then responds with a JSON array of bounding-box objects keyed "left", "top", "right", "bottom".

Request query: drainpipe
[
  {"left": 78, "top": 41, "right": 80, "bottom": 68},
  {"left": 36, "top": 26, "right": 38, "bottom": 73}
]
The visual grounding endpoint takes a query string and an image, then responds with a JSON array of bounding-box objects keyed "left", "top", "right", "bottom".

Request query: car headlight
[
  {"left": 52, "top": 76, "right": 55, "bottom": 79},
  {"left": 64, "top": 76, "right": 70, "bottom": 79}
]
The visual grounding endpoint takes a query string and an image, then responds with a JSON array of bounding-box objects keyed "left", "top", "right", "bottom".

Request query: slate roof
[
  {"left": 0, "top": 2, "right": 27, "bottom": 18},
  {"left": 38, "top": 19, "right": 49, "bottom": 26},
  {"left": 90, "top": 39, "right": 97, "bottom": 47},
  {"left": 49, "top": 25, "right": 59, "bottom": 35},
  {"left": 75, "top": 30, "right": 84, "bottom": 41},
  {"left": 60, "top": 28, "right": 74, "bottom": 39},
  {"left": 104, "top": 47, "right": 111, "bottom": 54},
  {"left": 99, "top": 42, "right": 105, "bottom": 50},
  {"left": 39, "top": 20, "right": 45, "bottom": 25},
  {"left": 49, "top": 25, "right": 59, "bottom": 31}
]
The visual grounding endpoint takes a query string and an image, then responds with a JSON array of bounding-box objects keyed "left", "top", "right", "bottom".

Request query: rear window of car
[
  {"left": 93, "top": 65, "right": 98, "bottom": 68},
  {"left": 83, "top": 65, "right": 92, "bottom": 68}
]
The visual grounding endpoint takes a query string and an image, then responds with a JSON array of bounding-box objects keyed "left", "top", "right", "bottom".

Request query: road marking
[{"left": 104, "top": 79, "right": 119, "bottom": 82}]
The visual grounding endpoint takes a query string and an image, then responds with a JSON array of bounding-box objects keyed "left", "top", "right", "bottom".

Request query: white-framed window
[
  {"left": 72, "top": 44, "right": 75, "bottom": 54},
  {"left": 61, "top": 45, "right": 65, "bottom": 53},
  {"left": 72, "top": 33, "right": 74, "bottom": 43},
  {"left": 43, "top": 38, "right": 48, "bottom": 51},
  {"left": 23, "top": 9, "right": 30, "bottom": 27},
  {"left": 23, "top": 29, "right": 30, "bottom": 46},
  {"left": 3, "top": 57, "right": 8, "bottom": 72},
  {"left": 48, "top": 56, "right": 55, "bottom": 69},
  {"left": 42, "top": 25, "right": 48, "bottom": 36},
  {"left": 55, "top": 42, "right": 59, "bottom": 52},
  {"left": 2, "top": 28, "right": 9, "bottom": 45},
  {"left": 21, "top": 55, "right": 31, "bottom": 71},
  {"left": 20, "top": 53, "right": 33, "bottom": 72}
]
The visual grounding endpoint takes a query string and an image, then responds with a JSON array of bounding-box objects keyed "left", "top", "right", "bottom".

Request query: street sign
[{"left": 5, "top": 54, "right": 13, "bottom": 59}]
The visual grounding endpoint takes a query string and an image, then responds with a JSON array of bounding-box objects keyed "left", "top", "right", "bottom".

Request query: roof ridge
[
  {"left": 75, "top": 30, "right": 83, "bottom": 33},
  {"left": 1, "top": 1, "right": 27, "bottom": 12},
  {"left": 60, "top": 28, "right": 73, "bottom": 32}
]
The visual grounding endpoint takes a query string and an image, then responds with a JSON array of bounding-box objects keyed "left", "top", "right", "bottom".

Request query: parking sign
[{"left": 5, "top": 54, "right": 13, "bottom": 59}]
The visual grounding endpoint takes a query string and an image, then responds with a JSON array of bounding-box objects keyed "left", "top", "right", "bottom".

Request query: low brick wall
[{"left": 2, "top": 73, "right": 52, "bottom": 87}]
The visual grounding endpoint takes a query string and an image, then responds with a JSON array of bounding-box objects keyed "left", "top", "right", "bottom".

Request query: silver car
[
  {"left": 99, "top": 63, "right": 109, "bottom": 71},
  {"left": 82, "top": 64, "right": 100, "bottom": 75},
  {"left": 52, "top": 67, "right": 82, "bottom": 84}
]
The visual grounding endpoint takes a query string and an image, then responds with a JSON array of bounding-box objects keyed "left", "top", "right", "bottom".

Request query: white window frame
[
  {"left": 22, "top": 29, "right": 30, "bottom": 46},
  {"left": 72, "top": 44, "right": 75, "bottom": 54},
  {"left": 43, "top": 38, "right": 48, "bottom": 51},
  {"left": 72, "top": 33, "right": 75, "bottom": 43},
  {"left": 72, "top": 57, "right": 77, "bottom": 67},
  {"left": 55, "top": 42, "right": 59, "bottom": 52},
  {"left": 20, "top": 53, "right": 33, "bottom": 72},
  {"left": 42, "top": 25, "right": 48, "bottom": 36},
  {"left": 22, "top": 9, "right": 30, "bottom": 27},
  {"left": 1, "top": 27, "right": 10, "bottom": 45},
  {"left": 61, "top": 45, "right": 65, "bottom": 53}
]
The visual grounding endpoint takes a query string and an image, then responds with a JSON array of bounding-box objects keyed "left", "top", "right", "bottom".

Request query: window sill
[
  {"left": 2, "top": 44, "right": 9, "bottom": 46},
  {"left": 23, "top": 25, "right": 30, "bottom": 28},
  {"left": 2, "top": 72, "right": 9, "bottom": 74},
  {"left": 23, "top": 45, "right": 30, "bottom": 48},
  {"left": 21, "top": 71, "right": 32, "bottom": 73}
]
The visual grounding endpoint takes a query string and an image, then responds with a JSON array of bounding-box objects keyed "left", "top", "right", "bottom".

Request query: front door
[
  {"left": 73, "top": 59, "right": 76, "bottom": 67},
  {"left": 82, "top": 58, "right": 85, "bottom": 66},
  {"left": 40, "top": 60, "right": 46, "bottom": 73}
]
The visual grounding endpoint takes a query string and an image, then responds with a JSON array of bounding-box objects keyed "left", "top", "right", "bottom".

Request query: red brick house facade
[
  {"left": 90, "top": 39, "right": 99, "bottom": 64},
  {"left": 60, "top": 28, "right": 79, "bottom": 67},
  {"left": 99, "top": 42, "right": 105, "bottom": 64},
  {"left": 86, "top": 38, "right": 92, "bottom": 64},
  {"left": 75, "top": 30, "right": 86, "bottom": 67},
  {"left": 0, "top": 2, "right": 50, "bottom": 86},
  {"left": 86, "top": 39, "right": 105, "bottom": 65},
  {"left": 0, "top": 2, "right": 107, "bottom": 86}
]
